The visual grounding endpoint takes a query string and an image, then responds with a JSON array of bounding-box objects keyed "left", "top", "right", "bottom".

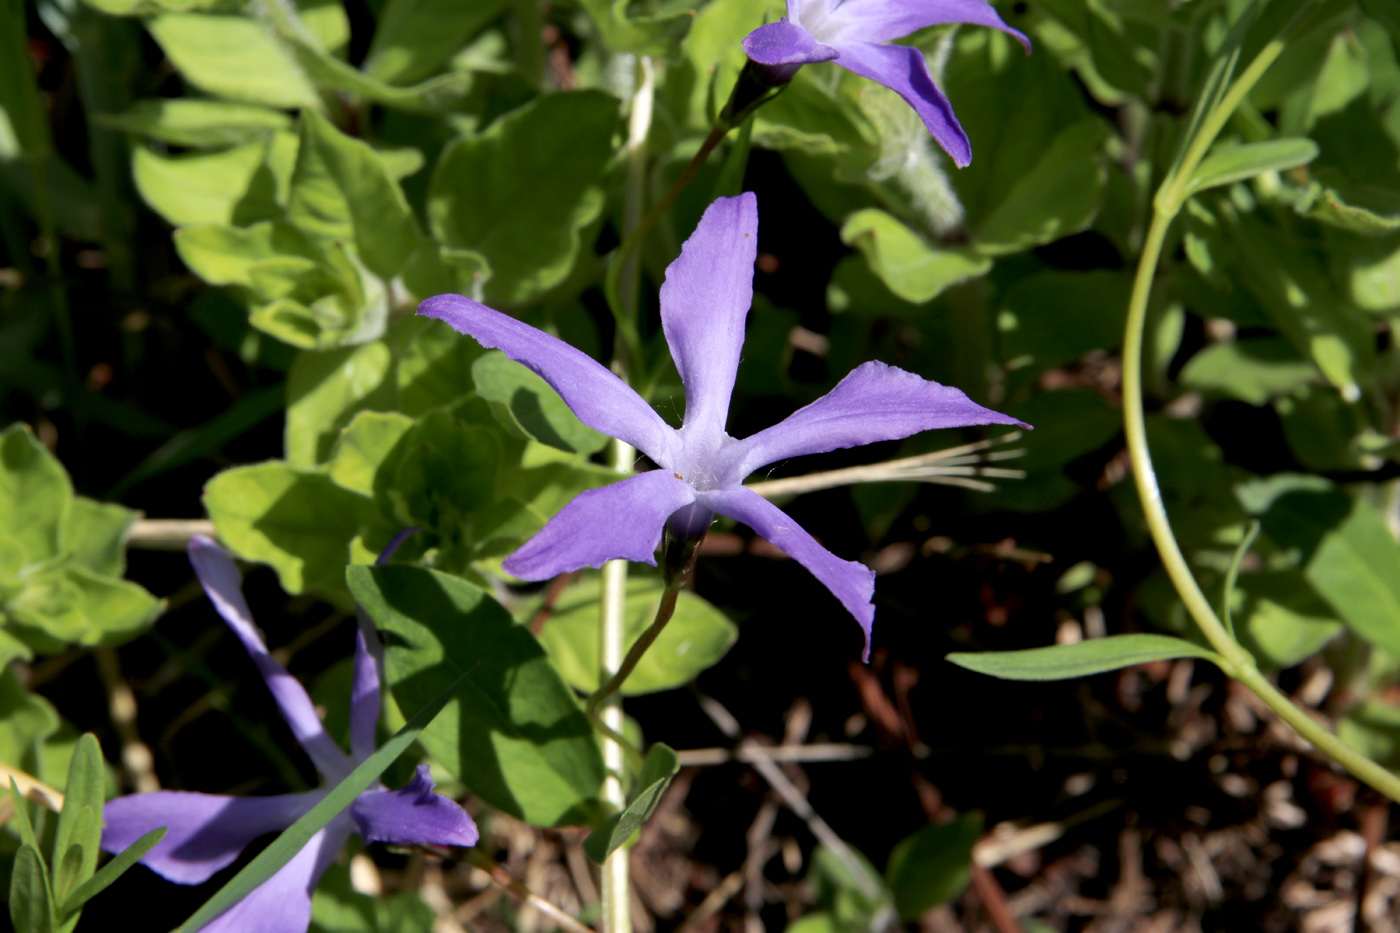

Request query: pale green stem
[
  {"left": 597, "top": 53, "right": 657, "bottom": 933},
  {"left": 1124, "top": 17, "right": 1400, "bottom": 803}
]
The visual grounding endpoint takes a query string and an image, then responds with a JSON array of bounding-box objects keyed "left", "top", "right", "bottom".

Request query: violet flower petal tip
[
  {"left": 742, "top": 19, "right": 840, "bottom": 66},
  {"left": 350, "top": 764, "right": 480, "bottom": 848}
]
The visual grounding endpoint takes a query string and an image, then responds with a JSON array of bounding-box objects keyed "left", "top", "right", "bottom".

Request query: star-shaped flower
[
  {"left": 421, "top": 193, "right": 1025, "bottom": 660},
  {"left": 742, "top": 0, "right": 1030, "bottom": 167},
  {"left": 100, "top": 535, "right": 478, "bottom": 933}
]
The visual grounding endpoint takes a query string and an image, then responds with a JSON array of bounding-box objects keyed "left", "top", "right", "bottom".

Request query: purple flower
[
  {"left": 101, "top": 535, "right": 477, "bottom": 933},
  {"left": 419, "top": 193, "right": 1025, "bottom": 661},
  {"left": 742, "top": 0, "right": 1030, "bottom": 167}
]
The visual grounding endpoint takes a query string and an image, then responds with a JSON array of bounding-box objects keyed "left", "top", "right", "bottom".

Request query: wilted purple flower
[
  {"left": 742, "top": 0, "right": 1030, "bottom": 167},
  {"left": 420, "top": 193, "right": 1025, "bottom": 661},
  {"left": 101, "top": 535, "right": 477, "bottom": 933}
]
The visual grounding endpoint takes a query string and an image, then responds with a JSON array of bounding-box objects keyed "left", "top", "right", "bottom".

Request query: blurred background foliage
[{"left": 4, "top": 0, "right": 1400, "bottom": 928}]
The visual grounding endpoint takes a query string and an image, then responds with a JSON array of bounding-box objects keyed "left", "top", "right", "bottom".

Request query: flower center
[{"left": 668, "top": 425, "right": 744, "bottom": 492}]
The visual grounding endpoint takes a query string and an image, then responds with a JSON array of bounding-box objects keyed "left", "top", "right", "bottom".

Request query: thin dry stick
[
  {"left": 464, "top": 849, "right": 598, "bottom": 933},
  {"left": 96, "top": 646, "right": 160, "bottom": 793},
  {"left": 0, "top": 763, "right": 64, "bottom": 817},
  {"left": 674, "top": 742, "right": 872, "bottom": 767},
  {"left": 675, "top": 869, "right": 745, "bottom": 933}
]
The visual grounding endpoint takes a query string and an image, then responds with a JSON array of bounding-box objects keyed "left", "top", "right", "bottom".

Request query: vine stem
[{"left": 1123, "top": 12, "right": 1400, "bottom": 803}]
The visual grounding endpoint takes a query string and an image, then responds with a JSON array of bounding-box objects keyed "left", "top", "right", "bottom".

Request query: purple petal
[
  {"left": 188, "top": 537, "right": 354, "bottom": 782},
  {"left": 660, "top": 194, "right": 758, "bottom": 437},
  {"left": 735, "top": 361, "right": 1026, "bottom": 478},
  {"left": 823, "top": 0, "right": 1031, "bottom": 50},
  {"left": 350, "top": 528, "right": 420, "bottom": 763},
  {"left": 101, "top": 790, "right": 322, "bottom": 885},
  {"left": 350, "top": 764, "right": 479, "bottom": 848},
  {"left": 703, "top": 486, "right": 876, "bottom": 661},
  {"left": 196, "top": 821, "right": 352, "bottom": 933},
  {"left": 503, "top": 471, "right": 696, "bottom": 580},
  {"left": 418, "top": 294, "right": 676, "bottom": 465},
  {"left": 828, "top": 40, "right": 972, "bottom": 166},
  {"left": 742, "top": 19, "right": 840, "bottom": 66}
]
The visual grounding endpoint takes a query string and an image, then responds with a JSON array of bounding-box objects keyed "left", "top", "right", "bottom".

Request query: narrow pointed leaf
[
  {"left": 583, "top": 743, "right": 681, "bottom": 863},
  {"left": 9, "top": 845, "right": 54, "bottom": 933},
  {"left": 52, "top": 734, "right": 104, "bottom": 902},
  {"left": 947, "top": 634, "right": 1222, "bottom": 681},
  {"left": 1186, "top": 138, "right": 1318, "bottom": 196},
  {"left": 59, "top": 827, "right": 166, "bottom": 917}
]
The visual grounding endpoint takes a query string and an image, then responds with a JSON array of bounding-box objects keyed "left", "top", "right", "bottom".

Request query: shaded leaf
[
  {"left": 948, "top": 634, "right": 1222, "bottom": 681},
  {"left": 886, "top": 813, "right": 982, "bottom": 919},
  {"left": 583, "top": 742, "right": 680, "bottom": 863}
]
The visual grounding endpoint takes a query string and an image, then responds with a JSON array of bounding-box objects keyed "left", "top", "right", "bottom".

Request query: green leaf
[
  {"left": 0, "top": 0, "right": 51, "bottom": 160},
  {"left": 172, "top": 667, "right": 469, "bottom": 933},
  {"left": 885, "top": 813, "right": 982, "bottom": 920},
  {"left": 51, "top": 734, "right": 104, "bottom": 904},
  {"left": 536, "top": 574, "right": 737, "bottom": 695},
  {"left": 326, "top": 411, "right": 415, "bottom": 498},
  {"left": 285, "top": 342, "right": 394, "bottom": 466},
  {"left": 95, "top": 99, "right": 292, "bottom": 148},
  {"left": 8, "top": 566, "right": 162, "bottom": 649},
  {"left": 59, "top": 827, "right": 166, "bottom": 917},
  {"left": 996, "top": 270, "right": 1128, "bottom": 380},
  {"left": 1243, "top": 480, "right": 1400, "bottom": 660},
  {"left": 131, "top": 142, "right": 273, "bottom": 227},
  {"left": 9, "top": 844, "right": 54, "bottom": 933},
  {"left": 472, "top": 351, "right": 608, "bottom": 454},
  {"left": 1186, "top": 137, "right": 1319, "bottom": 196},
  {"left": 1340, "top": 700, "right": 1400, "bottom": 771},
  {"left": 947, "top": 634, "right": 1222, "bottom": 681},
  {"left": 65, "top": 497, "right": 138, "bottom": 577},
  {"left": 974, "top": 118, "right": 1109, "bottom": 255},
  {"left": 1300, "top": 181, "right": 1400, "bottom": 234},
  {"left": 839, "top": 209, "right": 990, "bottom": 304},
  {"left": 279, "top": 31, "right": 474, "bottom": 113},
  {"left": 286, "top": 110, "right": 422, "bottom": 279},
  {"left": 428, "top": 91, "right": 619, "bottom": 304},
  {"left": 1179, "top": 337, "right": 1319, "bottom": 404},
  {"left": 363, "top": 0, "right": 506, "bottom": 86},
  {"left": 204, "top": 461, "right": 380, "bottom": 599},
  {"left": 1232, "top": 573, "right": 1342, "bottom": 670},
  {"left": 350, "top": 564, "right": 604, "bottom": 827},
  {"left": 583, "top": 742, "right": 680, "bottom": 863},
  {"left": 578, "top": 0, "right": 696, "bottom": 54},
  {"left": 391, "top": 314, "right": 485, "bottom": 417},
  {"left": 145, "top": 13, "right": 319, "bottom": 109},
  {"left": 309, "top": 862, "right": 437, "bottom": 933},
  {"left": 0, "top": 424, "right": 73, "bottom": 567}
]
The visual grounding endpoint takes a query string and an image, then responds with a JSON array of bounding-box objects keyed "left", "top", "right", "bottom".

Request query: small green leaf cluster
[
  {"left": 0, "top": 426, "right": 161, "bottom": 669},
  {"left": 7, "top": 735, "right": 165, "bottom": 933}
]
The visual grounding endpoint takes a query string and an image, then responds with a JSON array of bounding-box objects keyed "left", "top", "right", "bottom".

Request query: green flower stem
[
  {"left": 587, "top": 571, "right": 684, "bottom": 719},
  {"left": 1123, "top": 7, "right": 1400, "bottom": 803}
]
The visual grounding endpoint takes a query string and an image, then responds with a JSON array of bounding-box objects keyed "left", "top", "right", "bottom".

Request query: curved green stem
[{"left": 1124, "top": 4, "right": 1400, "bottom": 803}]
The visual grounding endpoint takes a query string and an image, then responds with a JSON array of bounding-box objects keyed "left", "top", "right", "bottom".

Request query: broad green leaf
[
  {"left": 429, "top": 91, "right": 619, "bottom": 304},
  {"left": 472, "top": 351, "right": 607, "bottom": 454},
  {"left": 1305, "top": 30, "right": 1371, "bottom": 126},
  {"left": 65, "top": 497, "right": 137, "bottom": 578},
  {"left": 175, "top": 222, "right": 316, "bottom": 289},
  {"left": 996, "top": 270, "right": 1128, "bottom": 380},
  {"left": 351, "top": 564, "right": 604, "bottom": 827},
  {"left": 131, "top": 142, "right": 272, "bottom": 227},
  {"left": 885, "top": 813, "right": 982, "bottom": 919},
  {"left": 1340, "top": 700, "right": 1400, "bottom": 770},
  {"left": 280, "top": 31, "right": 474, "bottom": 112},
  {"left": 1179, "top": 337, "right": 1319, "bottom": 404},
  {"left": 1244, "top": 481, "right": 1400, "bottom": 660},
  {"left": 578, "top": 0, "right": 695, "bottom": 54},
  {"left": 1186, "top": 137, "right": 1319, "bottom": 196},
  {"left": 383, "top": 412, "right": 501, "bottom": 533},
  {"left": 536, "top": 574, "right": 738, "bottom": 695},
  {"left": 583, "top": 742, "right": 680, "bottom": 863},
  {"left": 0, "top": 424, "right": 73, "bottom": 567},
  {"left": 363, "top": 0, "right": 506, "bottom": 86},
  {"left": 8, "top": 566, "right": 162, "bottom": 648},
  {"left": 9, "top": 845, "right": 54, "bottom": 933},
  {"left": 326, "top": 410, "right": 415, "bottom": 498},
  {"left": 0, "top": 667, "right": 61, "bottom": 776},
  {"left": 786, "top": 914, "right": 842, "bottom": 933},
  {"left": 391, "top": 314, "right": 485, "bottom": 417},
  {"left": 839, "top": 209, "right": 990, "bottom": 304},
  {"left": 204, "top": 461, "right": 380, "bottom": 598},
  {"left": 145, "top": 13, "right": 319, "bottom": 109},
  {"left": 754, "top": 73, "right": 879, "bottom": 161},
  {"left": 95, "top": 99, "right": 292, "bottom": 148},
  {"left": 59, "top": 827, "right": 165, "bottom": 917},
  {"left": 1232, "top": 573, "right": 1342, "bottom": 670},
  {"left": 173, "top": 668, "right": 469, "bottom": 933},
  {"left": 974, "top": 118, "right": 1109, "bottom": 255},
  {"left": 285, "top": 342, "right": 394, "bottom": 466},
  {"left": 286, "top": 109, "right": 422, "bottom": 279},
  {"left": 309, "top": 861, "right": 437, "bottom": 933},
  {"left": 51, "top": 734, "right": 104, "bottom": 905},
  {"left": 947, "top": 634, "right": 1222, "bottom": 681}
]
